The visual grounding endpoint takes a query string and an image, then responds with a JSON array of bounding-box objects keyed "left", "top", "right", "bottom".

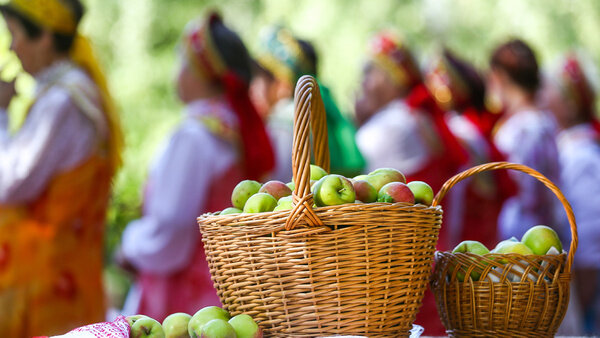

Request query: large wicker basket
[
  {"left": 197, "top": 76, "right": 443, "bottom": 337},
  {"left": 430, "top": 162, "right": 578, "bottom": 337}
]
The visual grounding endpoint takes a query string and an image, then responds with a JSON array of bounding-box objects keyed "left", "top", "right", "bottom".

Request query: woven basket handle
[
  {"left": 431, "top": 161, "right": 578, "bottom": 273},
  {"left": 285, "top": 75, "right": 330, "bottom": 230}
]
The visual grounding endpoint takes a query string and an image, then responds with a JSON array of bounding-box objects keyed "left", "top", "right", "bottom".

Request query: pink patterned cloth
[{"left": 35, "top": 316, "right": 130, "bottom": 338}]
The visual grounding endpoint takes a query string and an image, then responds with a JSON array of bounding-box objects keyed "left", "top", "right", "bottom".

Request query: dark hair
[
  {"left": 297, "top": 38, "right": 318, "bottom": 77},
  {"left": 490, "top": 39, "right": 540, "bottom": 94},
  {"left": 1, "top": 0, "right": 84, "bottom": 52},
  {"left": 210, "top": 16, "right": 252, "bottom": 85},
  {"left": 443, "top": 49, "right": 486, "bottom": 110}
]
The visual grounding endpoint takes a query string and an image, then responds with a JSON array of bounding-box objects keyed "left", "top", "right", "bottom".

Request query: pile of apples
[
  {"left": 451, "top": 225, "right": 564, "bottom": 282},
  {"left": 127, "top": 306, "right": 261, "bottom": 338},
  {"left": 219, "top": 165, "right": 434, "bottom": 215}
]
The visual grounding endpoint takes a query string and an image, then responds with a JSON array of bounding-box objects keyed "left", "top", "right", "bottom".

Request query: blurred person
[
  {"left": 488, "top": 39, "right": 561, "bottom": 240},
  {"left": 251, "top": 26, "right": 365, "bottom": 180},
  {"left": 354, "top": 31, "right": 468, "bottom": 336},
  {"left": 425, "top": 49, "right": 516, "bottom": 249},
  {"left": 354, "top": 32, "right": 467, "bottom": 193},
  {"left": 544, "top": 54, "right": 600, "bottom": 336},
  {"left": 0, "top": 0, "right": 123, "bottom": 335},
  {"left": 117, "top": 13, "right": 274, "bottom": 322}
]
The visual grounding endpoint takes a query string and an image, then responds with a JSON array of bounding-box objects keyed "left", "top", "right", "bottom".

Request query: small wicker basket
[
  {"left": 198, "top": 76, "right": 443, "bottom": 337},
  {"left": 430, "top": 162, "right": 578, "bottom": 337}
]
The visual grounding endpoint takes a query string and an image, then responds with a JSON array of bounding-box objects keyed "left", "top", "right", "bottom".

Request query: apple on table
[
  {"left": 163, "top": 312, "right": 191, "bottom": 338},
  {"left": 229, "top": 314, "right": 263, "bottom": 338},
  {"left": 127, "top": 315, "right": 165, "bottom": 338},
  {"left": 188, "top": 306, "right": 231, "bottom": 338}
]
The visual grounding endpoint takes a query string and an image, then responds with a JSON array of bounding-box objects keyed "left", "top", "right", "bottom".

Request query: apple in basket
[
  {"left": 452, "top": 240, "right": 490, "bottom": 281},
  {"left": 352, "top": 179, "right": 378, "bottom": 203},
  {"left": 407, "top": 181, "right": 434, "bottom": 206},
  {"left": 220, "top": 207, "right": 241, "bottom": 215},
  {"left": 231, "top": 180, "right": 262, "bottom": 209},
  {"left": 521, "top": 225, "right": 563, "bottom": 255},
  {"left": 243, "top": 193, "right": 277, "bottom": 213},
  {"left": 127, "top": 315, "right": 165, "bottom": 338},
  {"left": 310, "top": 164, "right": 328, "bottom": 180},
  {"left": 162, "top": 312, "right": 191, "bottom": 338},
  {"left": 229, "top": 314, "right": 263, "bottom": 338},
  {"left": 259, "top": 180, "right": 292, "bottom": 200},
  {"left": 377, "top": 182, "right": 415, "bottom": 203},
  {"left": 188, "top": 306, "right": 231, "bottom": 338},
  {"left": 286, "top": 181, "right": 295, "bottom": 191},
  {"left": 364, "top": 167, "right": 406, "bottom": 192},
  {"left": 273, "top": 195, "right": 293, "bottom": 211},
  {"left": 313, "top": 174, "right": 356, "bottom": 207}
]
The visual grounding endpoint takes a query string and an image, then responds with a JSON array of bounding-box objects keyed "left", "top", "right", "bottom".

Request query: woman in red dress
[{"left": 118, "top": 13, "right": 274, "bottom": 321}]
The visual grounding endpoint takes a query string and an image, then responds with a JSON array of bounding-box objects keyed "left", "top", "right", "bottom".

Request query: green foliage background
[
  {"left": 84, "top": 0, "right": 600, "bottom": 260},
  {"left": 4, "top": 0, "right": 600, "bottom": 307}
]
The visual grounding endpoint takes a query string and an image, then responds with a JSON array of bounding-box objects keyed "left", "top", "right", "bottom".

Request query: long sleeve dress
[
  {"left": 121, "top": 99, "right": 243, "bottom": 321},
  {"left": 493, "top": 109, "right": 561, "bottom": 239},
  {"left": 0, "top": 60, "right": 114, "bottom": 337}
]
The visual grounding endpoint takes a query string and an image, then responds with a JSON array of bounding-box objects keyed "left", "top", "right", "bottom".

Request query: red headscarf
[
  {"left": 183, "top": 13, "right": 274, "bottom": 180},
  {"left": 560, "top": 54, "right": 600, "bottom": 135},
  {"left": 369, "top": 32, "right": 468, "bottom": 171}
]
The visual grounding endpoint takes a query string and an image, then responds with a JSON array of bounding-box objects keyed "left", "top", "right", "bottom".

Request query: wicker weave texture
[
  {"left": 198, "top": 76, "right": 443, "bottom": 337},
  {"left": 430, "top": 162, "right": 578, "bottom": 337}
]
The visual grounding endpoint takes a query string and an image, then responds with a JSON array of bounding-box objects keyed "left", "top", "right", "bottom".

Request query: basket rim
[{"left": 198, "top": 201, "right": 443, "bottom": 237}]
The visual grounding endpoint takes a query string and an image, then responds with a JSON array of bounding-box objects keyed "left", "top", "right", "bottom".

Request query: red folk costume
[
  {"left": 426, "top": 52, "right": 516, "bottom": 250},
  {"left": 364, "top": 33, "right": 469, "bottom": 248},
  {"left": 0, "top": 0, "right": 124, "bottom": 336},
  {"left": 121, "top": 14, "right": 274, "bottom": 321},
  {"left": 355, "top": 34, "right": 468, "bottom": 336}
]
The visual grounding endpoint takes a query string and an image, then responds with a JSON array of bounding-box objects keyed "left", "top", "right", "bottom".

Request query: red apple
[
  {"left": 377, "top": 182, "right": 414, "bottom": 203},
  {"left": 365, "top": 168, "right": 406, "bottom": 192},
  {"left": 352, "top": 180, "right": 377, "bottom": 203},
  {"left": 258, "top": 180, "right": 292, "bottom": 200}
]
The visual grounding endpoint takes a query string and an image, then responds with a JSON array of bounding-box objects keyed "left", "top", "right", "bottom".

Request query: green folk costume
[{"left": 257, "top": 26, "right": 365, "bottom": 177}]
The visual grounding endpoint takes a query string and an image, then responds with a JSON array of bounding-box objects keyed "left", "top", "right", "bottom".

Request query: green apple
[
  {"left": 452, "top": 240, "right": 490, "bottom": 281},
  {"left": 353, "top": 174, "right": 368, "bottom": 181},
  {"left": 200, "top": 319, "right": 236, "bottom": 338},
  {"left": 188, "top": 306, "right": 231, "bottom": 338},
  {"left": 242, "top": 193, "right": 277, "bottom": 213},
  {"left": 231, "top": 180, "right": 262, "bottom": 209},
  {"left": 128, "top": 315, "right": 165, "bottom": 338},
  {"left": 310, "top": 164, "right": 328, "bottom": 181},
  {"left": 286, "top": 181, "right": 295, "bottom": 191},
  {"left": 377, "top": 182, "right": 415, "bottom": 203},
  {"left": 313, "top": 174, "right": 356, "bottom": 207},
  {"left": 491, "top": 237, "right": 519, "bottom": 253},
  {"left": 407, "top": 181, "right": 434, "bottom": 206},
  {"left": 163, "top": 312, "right": 192, "bottom": 338},
  {"left": 352, "top": 179, "right": 377, "bottom": 203},
  {"left": 220, "top": 207, "right": 242, "bottom": 215},
  {"left": 229, "top": 314, "right": 262, "bottom": 338},
  {"left": 521, "top": 225, "right": 563, "bottom": 255},
  {"left": 273, "top": 195, "right": 293, "bottom": 211},
  {"left": 365, "top": 168, "right": 406, "bottom": 193},
  {"left": 493, "top": 241, "right": 533, "bottom": 263},
  {"left": 258, "top": 180, "right": 292, "bottom": 200}
]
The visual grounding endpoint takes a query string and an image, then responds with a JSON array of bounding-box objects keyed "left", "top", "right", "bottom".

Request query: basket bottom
[{"left": 446, "top": 328, "right": 555, "bottom": 338}]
